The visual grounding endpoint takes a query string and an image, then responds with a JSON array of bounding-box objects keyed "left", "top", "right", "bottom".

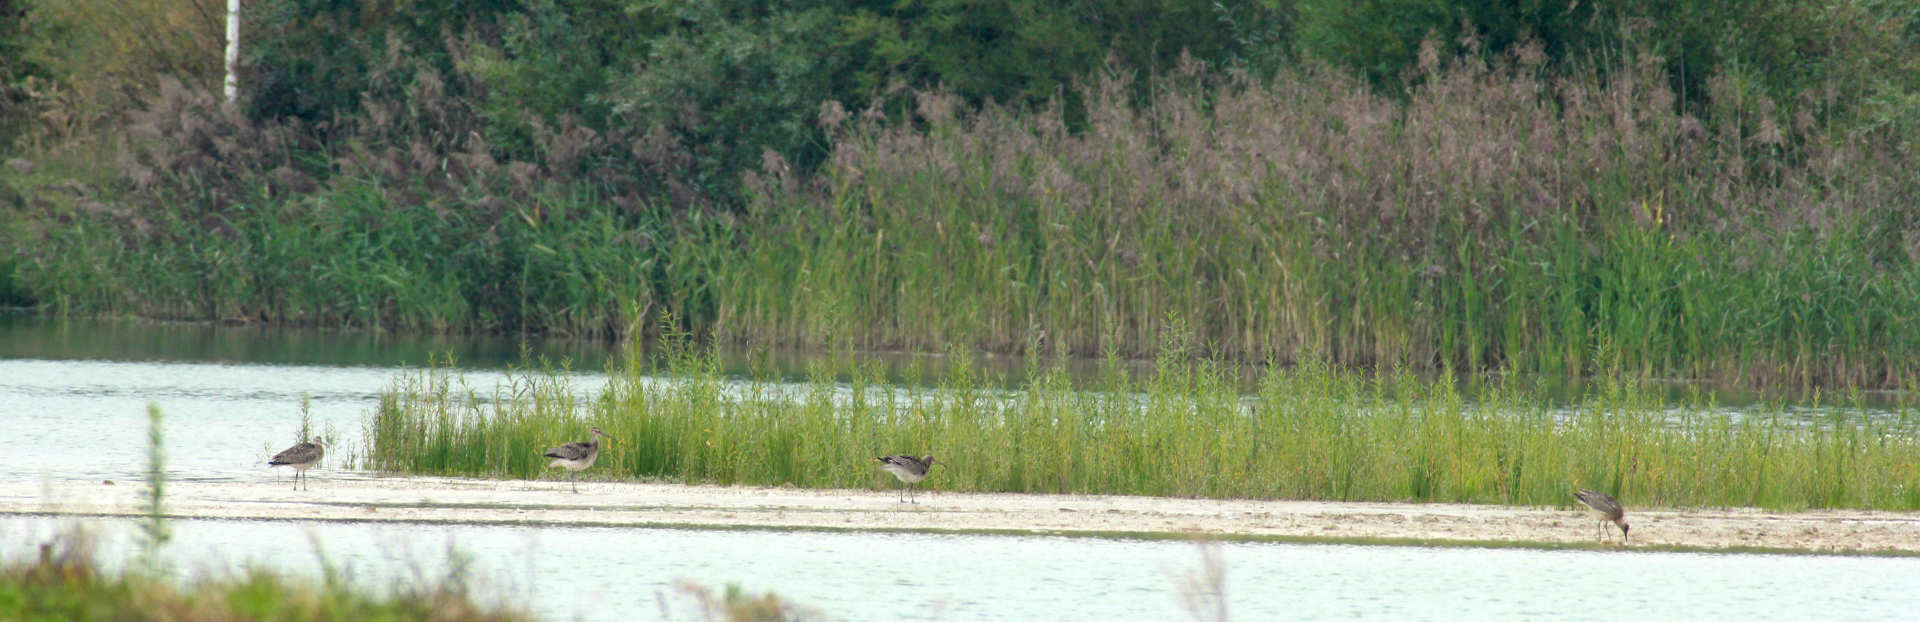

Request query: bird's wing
[
  {"left": 1576, "top": 490, "right": 1622, "bottom": 513},
  {"left": 545, "top": 441, "right": 591, "bottom": 460},
  {"left": 270, "top": 442, "right": 319, "bottom": 465},
  {"left": 878, "top": 455, "right": 929, "bottom": 475}
]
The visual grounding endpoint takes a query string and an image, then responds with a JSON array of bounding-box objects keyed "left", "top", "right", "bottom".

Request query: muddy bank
[{"left": 4, "top": 475, "right": 1915, "bottom": 555}]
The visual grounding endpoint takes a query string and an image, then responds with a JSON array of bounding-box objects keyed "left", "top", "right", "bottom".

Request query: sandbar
[{"left": 4, "top": 474, "right": 1915, "bottom": 555}]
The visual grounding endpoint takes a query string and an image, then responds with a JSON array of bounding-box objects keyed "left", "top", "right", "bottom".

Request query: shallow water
[
  {"left": 0, "top": 355, "right": 606, "bottom": 483},
  {"left": 5, "top": 316, "right": 1919, "bottom": 620},
  {"left": 4, "top": 515, "right": 1916, "bottom": 621}
]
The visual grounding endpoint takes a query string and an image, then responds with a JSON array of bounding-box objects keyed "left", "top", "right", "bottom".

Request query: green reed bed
[
  {"left": 368, "top": 341, "right": 1920, "bottom": 512},
  {"left": 10, "top": 48, "right": 1920, "bottom": 388},
  {"left": 706, "top": 58, "right": 1920, "bottom": 389}
]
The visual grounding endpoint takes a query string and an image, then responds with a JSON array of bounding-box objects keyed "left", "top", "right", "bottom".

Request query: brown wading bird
[
  {"left": 268, "top": 438, "right": 325, "bottom": 491},
  {"left": 1575, "top": 489, "right": 1630, "bottom": 544},
  {"left": 544, "top": 427, "right": 614, "bottom": 493},
  {"left": 875, "top": 454, "right": 937, "bottom": 503}
]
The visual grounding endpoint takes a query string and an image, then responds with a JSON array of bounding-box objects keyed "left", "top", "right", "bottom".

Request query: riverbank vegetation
[
  {"left": 0, "top": 536, "right": 534, "bottom": 622},
  {"left": 5, "top": 1, "right": 1920, "bottom": 388},
  {"left": 367, "top": 335, "right": 1920, "bottom": 512}
]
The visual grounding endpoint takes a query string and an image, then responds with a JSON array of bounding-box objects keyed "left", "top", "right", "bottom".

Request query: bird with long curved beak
[
  {"left": 268, "top": 437, "right": 325, "bottom": 491},
  {"left": 545, "top": 427, "right": 614, "bottom": 493},
  {"left": 876, "top": 454, "right": 938, "bottom": 503},
  {"left": 1575, "top": 489, "right": 1630, "bottom": 544}
]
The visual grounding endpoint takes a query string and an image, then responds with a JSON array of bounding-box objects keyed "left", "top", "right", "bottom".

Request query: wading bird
[
  {"left": 544, "top": 427, "right": 613, "bottom": 493},
  {"left": 268, "top": 438, "right": 325, "bottom": 491},
  {"left": 875, "top": 454, "right": 937, "bottom": 503},
  {"left": 1575, "top": 489, "right": 1630, "bottom": 544}
]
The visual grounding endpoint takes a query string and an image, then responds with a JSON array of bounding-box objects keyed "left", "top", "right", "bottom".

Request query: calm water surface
[
  {"left": 4, "top": 316, "right": 1918, "bottom": 620},
  {"left": 4, "top": 516, "right": 1916, "bottom": 622}
]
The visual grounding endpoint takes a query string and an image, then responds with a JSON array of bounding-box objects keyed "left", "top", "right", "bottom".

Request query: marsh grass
[
  {"left": 367, "top": 338, "right": 1920, "bottom": 512},
  {"left": 715, "top": 49, "right": 1920, "bottom": 389},
  {"left": 9, "top": 40, "right": 1920, "bottom": 388},
  {"left": 0, "top": 533, "right": 534, "bottom": 622}
]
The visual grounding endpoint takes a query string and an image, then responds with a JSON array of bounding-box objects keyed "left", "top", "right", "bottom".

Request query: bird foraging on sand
[
  {"left": 1575, "top": 489, "right": 1630, "bottom": 544},
  {"left": 876, "top": 454, "right": 937, "bottom": 503},
  {"left": 544, "top": 427, "right": 614, "bottom": 493},
  {"left": 268, "top": 438, "right": 325, "bottom": 491}
]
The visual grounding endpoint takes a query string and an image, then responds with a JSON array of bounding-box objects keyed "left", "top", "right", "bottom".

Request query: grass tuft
[{"left": 0, "top": 535, "right": 534, "bottom": 622}]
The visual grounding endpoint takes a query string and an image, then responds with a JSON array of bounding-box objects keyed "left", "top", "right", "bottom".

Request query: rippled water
[{"left": 4, "top": 316, "right": 1918, "bottom": 621}]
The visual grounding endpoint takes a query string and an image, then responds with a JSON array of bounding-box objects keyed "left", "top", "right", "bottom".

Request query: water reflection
[
  {"left": 5, "top": 313, "right": 1909, "bottom": 409},
  {"left": 0, "top": 314, "right": 621, "bottom": 370},
  {"left": 0, "top": 314, "right": 1144, "bottom": 388}
]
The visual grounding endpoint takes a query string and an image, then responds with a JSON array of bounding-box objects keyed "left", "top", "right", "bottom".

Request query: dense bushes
[
  {"left": 219, "top": 0, "right": 1920, "bottom": 205},
  {"left": 8, "top": 0, "right": 1913, "bottom": 206},
  {"left": 228, "top": 0, "right": 1298, "bottom": 206}
]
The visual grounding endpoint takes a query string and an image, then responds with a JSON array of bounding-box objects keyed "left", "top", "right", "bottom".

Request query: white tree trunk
[{"left": 224, "top": 0, "right": 240, "bottom": 102}]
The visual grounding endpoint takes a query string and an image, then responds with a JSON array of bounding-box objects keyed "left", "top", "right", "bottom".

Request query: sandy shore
[{"left": 5, "top": 474, "right": 1916, "bottom": 555}]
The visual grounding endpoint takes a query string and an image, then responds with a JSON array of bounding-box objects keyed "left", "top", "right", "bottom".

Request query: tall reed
[
  {"left": 707, "top": 50, "right": 1920, "bottom": 389},
  {"left": 11, "top": 44, "right": 1920, "bottom": 388},
  {"left": 366, "top": 341, "right": 1920, "bottom": 512}
]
